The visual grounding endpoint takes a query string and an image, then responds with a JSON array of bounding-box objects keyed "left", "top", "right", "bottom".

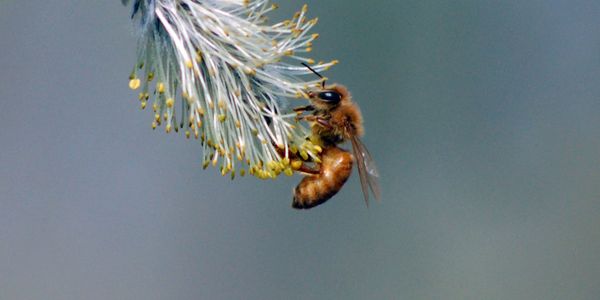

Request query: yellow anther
[
  {"left": 284, "top": 168, "right": 294, "bottom": 176},
  {"left": 313, "top": 145, "right": 323, "bottom": 153},
  {"left": 157, "top": 82, "right": 165, "bottom": 93},
  {"left": 154, "top": 113, "right": 160, "bottom": 122},
  {"left": 197, "top": 119, "right": 202, "bottom": 128},
  {"left": 300, "top": 150, "right": 309, "bottom": 161},
  {"left": 302, "top": 4, "right": 308, "bottom": 13},
  {"left": 140, "top": 101, "right": 147, "bottom": 109},
  {"left": 152, "top": 103, "right": 158, "bottom": 112},
  {"left": 166, "top": 98, "right": 174, "bottom": 108},
  {"left": 244, "top": 67, "right": 256, "bottom": 76},
  {"left": 165, "top": 124, "right": 172, "bottom": 133},
  {"left": 196, "top": 107, "right": 204, "bottom": 116},
  {"left": 240, "top": 169, "right": 245, "bottom": 177},
  {"left": 218, "top": 100, "right": 226, "bottom": 109},
  {"left": 305, "top": 47, "right": 313, "bottom": 53},
  {"left": 267, "top": 161, "right": 278, "bottom": 171},
  {"left": 147, "top": 72, "right": 154, "bottom": 81},
  {"left": 235, "top": 120, "right": 241, "bottom": 128},
  {"left": 185, "top": 60, "right": 193, "bottom": 69},
  {"left": 290, "top": 145, "right": 298, "bottom": 154},
  {"left": 231, "top": 171, "right": 235, "bottom": 180},
  {"left": 218, "top": 114, "right": 227, "bottom": 122},
  {"left": 309, "top": 18, "right": 318, "bottom": 25},
  {"left": 202, "top": 160, "right": 209, "bottom": 169},
  {"left": 129, "top": 78, "right": 141, "bottom": 90},
  {"left": 151, "top": 121, "right": 157, "bottom": 130},
  {"left": 284, "top": 49, "right": 294, "bottom": 56},
  {"left": 271, "top": 3, "right": 278, "bottom": 9}
]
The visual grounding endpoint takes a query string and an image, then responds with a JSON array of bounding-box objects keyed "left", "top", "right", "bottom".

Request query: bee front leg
[
  {"left": 293, "top": 105, "right": 315, "bottom": 122},
  {"left": 293, "top": 105, "right": 315, "bottom": 113},
  {"left": 302, "top": 115, "right": 333, "bottom": 130}
]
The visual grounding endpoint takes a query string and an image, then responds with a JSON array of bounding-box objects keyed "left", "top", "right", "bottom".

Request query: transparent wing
[{"left": 350, "top": 136, "right": 381, "bottom": 206}]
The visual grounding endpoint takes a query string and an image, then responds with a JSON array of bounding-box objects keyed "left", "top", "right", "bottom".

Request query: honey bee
[{"left": 289, "top": 64, "right": 381, "bottom": 209}]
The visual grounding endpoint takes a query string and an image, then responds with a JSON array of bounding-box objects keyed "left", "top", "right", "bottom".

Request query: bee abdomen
[{"left": 292, "top": 147, "right": 353, "bottom": 209}]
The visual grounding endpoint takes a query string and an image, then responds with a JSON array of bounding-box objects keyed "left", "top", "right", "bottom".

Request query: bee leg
[
  {"left": 296, "top": 162, "right": 320, "bottom": 175},
  {"left": 302, "top": 115, "right": 333, "bottom": 130},
  {"left": 293, "top": 105, "right": 315, "bottom": 113}
]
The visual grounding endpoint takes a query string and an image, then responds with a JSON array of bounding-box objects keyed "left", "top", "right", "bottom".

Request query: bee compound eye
[{"left": 318, "top": 91, "right": 342, "bottom": 103}]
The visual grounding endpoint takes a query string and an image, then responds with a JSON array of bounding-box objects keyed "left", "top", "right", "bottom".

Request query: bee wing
[{"left": 350, "top": 136, "right": 381, "bottom": 206}]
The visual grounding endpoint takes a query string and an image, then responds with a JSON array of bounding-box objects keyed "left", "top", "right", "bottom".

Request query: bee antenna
[{"left": 301, "top": 63, "right": 326, "bottom": 88}]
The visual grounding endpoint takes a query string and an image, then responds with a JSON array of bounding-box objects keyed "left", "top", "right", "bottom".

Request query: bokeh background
[{"left": 2, "top": 1, "right": 600, "bottom": 299}]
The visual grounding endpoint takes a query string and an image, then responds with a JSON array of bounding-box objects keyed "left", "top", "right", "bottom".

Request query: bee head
[{"left": 308, "top": 85, "right": 349, "bottom": 109}]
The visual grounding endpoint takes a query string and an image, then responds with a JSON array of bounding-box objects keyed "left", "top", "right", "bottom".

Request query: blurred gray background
[{"left": 1, "top": 1, "right": 600, "bottom": 299}]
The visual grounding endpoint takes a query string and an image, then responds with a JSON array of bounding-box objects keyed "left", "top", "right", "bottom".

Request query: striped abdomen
[{"left": 292, "top": 146, "right": 353, "bottom": 209}]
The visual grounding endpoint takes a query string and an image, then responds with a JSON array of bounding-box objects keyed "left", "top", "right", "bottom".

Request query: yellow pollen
[
  {"left": 157, "top": 82, "right": 165, "bottom": 93},
  {"left": 185, "top": 60, "right": 193, "bottom": 69},
  {"left": 129, "top": 78, "right": 141, "bottom": 90},
  {"left": 291, "top": 160, "right": 302, "bottom": 170},
  {"left": 166, "top": 98, "right": 174, "bottom": 108},
  {"left": 218, "top": 114, "right": 227, "bottom": 122}
]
